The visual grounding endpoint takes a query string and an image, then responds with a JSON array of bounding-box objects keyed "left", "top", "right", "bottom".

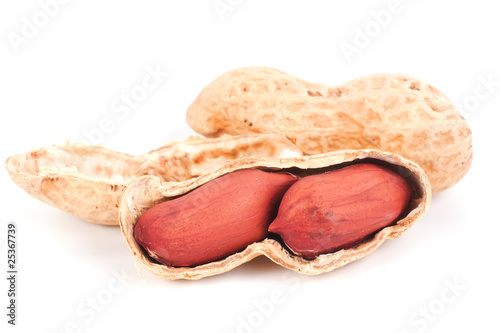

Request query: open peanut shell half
[
  {"left": 5, "top": 134, "right": 302, "bottom": 225},
  {"left": 119, "top": 149, "right": 431, "bottom": 280}
]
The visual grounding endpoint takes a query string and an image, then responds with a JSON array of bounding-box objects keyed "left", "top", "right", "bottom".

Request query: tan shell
[
  {"left": 5, "top": 134, "right": 302, "bottom": 225},
  {"left": 186, "top": 67, "right": 472, "bottom": 193},
  {"left": 119, "top": 149, "right": 431, "bottom": 280}
]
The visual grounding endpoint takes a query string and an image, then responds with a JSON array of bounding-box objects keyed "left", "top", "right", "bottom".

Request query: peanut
[
  {"left": 133, "top": 162, "right": 411, "bottom": 267},
  {"left": 186, "top": 67, "right": 472, "bottom": 193},
  {"left": 120, "top": 149, "right": 431, "bottom": 280},
  {"left": 268, "top": 163, "right": 412, "bottom": 259},
  {"left": 134, "top": 169, "right": 297, "bottom": 267}
]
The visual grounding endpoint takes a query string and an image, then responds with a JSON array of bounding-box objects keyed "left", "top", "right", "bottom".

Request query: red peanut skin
[
  {"left": 134, "top": 169, "right": 298, "bottom": 267},
  {"left": 268, "top": 164, "right": 412, "bottom": 259}
]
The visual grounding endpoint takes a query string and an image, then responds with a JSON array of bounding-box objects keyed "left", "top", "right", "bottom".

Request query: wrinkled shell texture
[
  {"left": 186, "top": 67, "right": 472, "bottom": 193},
  {"left": 119, "top": 149, "right": 431, "bottom": 280},
  {"left": 5, "top": 134, "right": 302, "bottom": 225}
]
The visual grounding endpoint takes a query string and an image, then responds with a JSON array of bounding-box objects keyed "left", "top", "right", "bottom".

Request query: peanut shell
[
  {"left": 119, "top": 149, "right": 431, "bottom": 280},
  {"left": 5, "top": 134, "right": 302, "bottom": 225},
  {"left": 186, "top": 67, "right": 472, "bottom": 193}
]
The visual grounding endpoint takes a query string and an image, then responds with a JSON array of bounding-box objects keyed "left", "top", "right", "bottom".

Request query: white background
[{"left": 1, "top": 1, "right": 499, "bottom": 332}]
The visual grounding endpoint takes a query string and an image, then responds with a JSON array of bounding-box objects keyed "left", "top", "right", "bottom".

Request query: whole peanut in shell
[
  {"left": 268, "top": 163, "right": 412, "bottom": 259},
  {"left": 134, "top": 169, "right": 297, "bottom": 267},
  {"left": 186, "top": 67, "right": 472, "bottom": 193}
]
